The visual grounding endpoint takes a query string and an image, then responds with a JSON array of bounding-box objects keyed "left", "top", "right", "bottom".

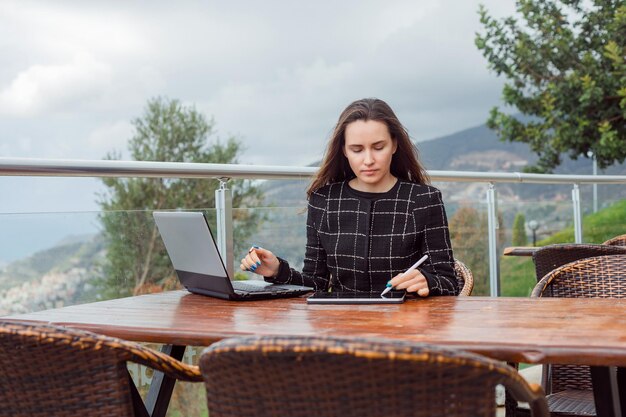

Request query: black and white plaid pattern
[{"left": 270, "top": 180, "right": 458, "bottom": 295}]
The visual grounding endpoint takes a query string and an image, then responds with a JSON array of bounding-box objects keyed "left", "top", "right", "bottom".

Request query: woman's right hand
[{"left": 240, "top": 246, "right": 280, "bottom": 278}]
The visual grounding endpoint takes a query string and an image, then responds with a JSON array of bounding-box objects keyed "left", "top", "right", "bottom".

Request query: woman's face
[{"left": 343, "top": 119, "right": 397, "bottom": 192}]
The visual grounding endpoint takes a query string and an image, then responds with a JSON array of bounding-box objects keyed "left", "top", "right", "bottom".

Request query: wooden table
[{"left": 5, "top": 291, "right": 626, "bottom": 416}]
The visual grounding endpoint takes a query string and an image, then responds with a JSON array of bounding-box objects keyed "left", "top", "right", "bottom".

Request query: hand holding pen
[
  {"left": 240, "top": 245, "right": 281, "bottom": 277},
  {"left": 381, "top": 254, "right": 429, "bottom": 297}
]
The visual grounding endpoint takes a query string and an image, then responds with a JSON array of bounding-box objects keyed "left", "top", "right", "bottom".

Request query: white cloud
[
  {"left": 290, "top": 59, "right": 355, "bottom": 92},
  {"left": 0, "top": 136, "right": 32, "bottom": 156},
  {"left": 0, "top": 53, "right": 112, "bottom": 116},
  {"left": 86, "top": 120, "right": 134, "bottom": 159},
  {"left": 0, "top": 2, "right": 148, "bottom": 58},
  {"left": 376, "top": 2, "right": 439, "bottom": 42},
  {"left": 0, "top": 1, "right": 157, "bottom": 117}
]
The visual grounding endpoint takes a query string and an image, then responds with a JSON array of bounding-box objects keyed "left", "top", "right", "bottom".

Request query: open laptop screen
[{"left": 153, "top": 211, "right": 227, "bottom": 278}]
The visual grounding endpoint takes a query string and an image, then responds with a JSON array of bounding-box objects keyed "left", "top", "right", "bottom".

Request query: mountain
[
  {"left": 0, "top": 234, "right": 103, "bottom": 289},
  {"left": 418, "top": 124, "right": 536, "bottom": 172},
  {"left": 0, "top": 234, "right": 105, "bottom": 315},
  {"left": 422, "top": 124, "right": 626, "bottom": 207},
  {"left": 418, "top": 123, "right": 626, "bottom": 176}
]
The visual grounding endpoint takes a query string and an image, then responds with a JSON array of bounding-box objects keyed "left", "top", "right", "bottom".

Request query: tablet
[{"left": 306, "top": 291, "right": 406, "bottom": 304}]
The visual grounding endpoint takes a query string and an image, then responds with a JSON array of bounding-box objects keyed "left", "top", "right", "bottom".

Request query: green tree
[
  {"left": 98, "top": 97, "right": 265, "bottom": 298},
  {"left": 511, "top": 213, "right": 528, "bottom": 246},
  {"left": 449, "top": 205, "right": 506, "bottom": 295},
  {"left": 476, "top": 1, "right": 626, "bottom": 172},
  {"left": 449, "top": 206, "right": 489, "bottom": 295}
]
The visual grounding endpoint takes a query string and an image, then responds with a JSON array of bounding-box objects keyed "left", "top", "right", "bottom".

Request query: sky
[{"left": 0, "top": 0, "right": 517, "bottom": 260}]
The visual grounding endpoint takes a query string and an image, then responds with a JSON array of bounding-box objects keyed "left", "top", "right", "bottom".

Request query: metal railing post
[
  {"left": 592, "top": 154, "right": 598, "bottom": 213},
  {"left": 215, "top": 178, "right": 234, "bottom": 278},
  {"left": 572, "top": 184, "right": 583, "bottom": 243},
  {"left": 486, "top": 182, "right": 500, "bottom": 297}
]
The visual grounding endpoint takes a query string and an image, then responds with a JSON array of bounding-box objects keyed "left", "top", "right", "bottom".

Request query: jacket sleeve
[
  {"left": 264, "top": 193, "right": 331, "bottom": 291},
  {"left": 417, "top": 188, "right": 458, "bottom": 296}
]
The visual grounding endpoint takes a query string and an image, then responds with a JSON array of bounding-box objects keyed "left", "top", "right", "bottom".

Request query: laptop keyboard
[{"left": 232, "top": 281, "right": 286, "bottom": 293}]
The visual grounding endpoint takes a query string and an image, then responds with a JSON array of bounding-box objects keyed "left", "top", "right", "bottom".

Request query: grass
[
  {"left": 539, "top": 199, "right": 626, "bottom": 245},
  {"left": 500, "top": 199, "right": 626, "bottom": 297},
  {"left": 500, "top": 256, "right": 536, "bottom": 297}
]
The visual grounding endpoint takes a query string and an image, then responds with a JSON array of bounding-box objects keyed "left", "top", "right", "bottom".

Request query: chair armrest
[
  {"left": 502, "top": 377, "right": 550, "bottom": 417},
  {"left": 526, "top": 383, "right": 551, "bottom": 417},
  {"left": 119, "top": 342, "right": 202, "bottom": 382},
  {"left": 1, "top": 321, "right": 203, "bottom": 382},
  {"left": 531, "top": 275, "right": 551, "bottom": 297}
]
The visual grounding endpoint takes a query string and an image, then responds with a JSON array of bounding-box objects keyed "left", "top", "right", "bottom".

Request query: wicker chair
[
  {"left": 0, "top": 320, "right": 202, "bottom": 417},
  {"left": 602, "top": 234, "right": 626, "bottom": 247},
  {"left": 529, "top": 255, "right": 626, "bottom": 417},
  {"left": 199, "top": 335, "right": 549, "bottom": 417},
  {"left": 509, "top": 245, "right": 626, "bottom": 417},
  {"left": 454, "top": 258, "right": 474, "bottom": 296},
  {"left": 532, "top": 244, "right": 626, "bottom": 286}
]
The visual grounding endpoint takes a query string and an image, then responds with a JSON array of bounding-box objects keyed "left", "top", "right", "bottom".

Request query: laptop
[{"left": 153, "top": 211, "right": 313, "bottom": 300}]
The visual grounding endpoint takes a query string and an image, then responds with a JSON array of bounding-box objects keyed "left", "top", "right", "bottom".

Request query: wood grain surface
[{"left": 5, "top": 290, "right": 626, "bottom": 367}]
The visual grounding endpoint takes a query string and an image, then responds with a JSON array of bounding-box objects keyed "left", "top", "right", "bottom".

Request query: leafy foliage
[
  {"left": 448, "top": 206, "right": 506, "bottom": 295},
  {"left": 476, "top": 0, "right": 626, "bottom": 172},
  {"left": 511, "top": 212, "right": 528, "bottom": 246},
  {"left": 98, "top": 97, "right": 265, "bottom": 298}
]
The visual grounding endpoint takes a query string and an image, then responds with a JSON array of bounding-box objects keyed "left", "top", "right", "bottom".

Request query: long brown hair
[{"left": 307, "top": 98, "right": 430, "bottom": 198}]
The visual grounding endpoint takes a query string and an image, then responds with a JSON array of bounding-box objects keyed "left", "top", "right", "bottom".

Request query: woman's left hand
[{"left": 389, "top": 269, "right": 430, "bottom": 297}]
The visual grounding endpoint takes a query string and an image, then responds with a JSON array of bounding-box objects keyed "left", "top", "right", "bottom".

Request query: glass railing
[
  {"left": 2, "top": 157, "right": 626, "bottom": 305},
  {"left": 3, "top": 195, "right": 625, "bottom": 312}
]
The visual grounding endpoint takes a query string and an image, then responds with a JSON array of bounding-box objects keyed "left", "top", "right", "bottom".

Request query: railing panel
[
  {"left": 436, "top": 183, "right": 492, "bottom": 296},
  {"left": 497, "top": 191, "right": 575, "bottom": 296},
  {"left": 0, "top": 211, "right": 102, "bottom": 315},
  {"left": 1, "top": 159, "right": 626, "bottom": 306}
]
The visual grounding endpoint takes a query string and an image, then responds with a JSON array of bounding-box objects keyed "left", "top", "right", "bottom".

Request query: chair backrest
[
  {"left": 603, "top": 234, "right": 626, "bottom": 247},
  {"left": 0, "top": 320, "right": 201, "bottom": 417},
  {"left": 200, "top": 335, "right": 549, "bottom": 417},
  {"left": 531, "top": 255, "right": 626, "bottom": 392},
  {"left": 454, "top": 258, "right": 474, "bottom": 296},
  {"left": 531, "top": 243, "right": 626, "bottom": 282}
]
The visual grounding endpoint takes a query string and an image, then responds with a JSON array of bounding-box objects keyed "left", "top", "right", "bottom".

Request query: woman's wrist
[{"left": 265, "top": 258, "right": 282, "bottom": 279}]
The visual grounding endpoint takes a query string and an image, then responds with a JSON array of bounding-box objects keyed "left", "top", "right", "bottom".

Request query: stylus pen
[{"left": 380, "top": 254, "right": 429, "bottom": 296}]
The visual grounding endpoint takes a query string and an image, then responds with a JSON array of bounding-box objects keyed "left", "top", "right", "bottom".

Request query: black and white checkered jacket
[{"left": 269, "top": 180, "right": 458, "bottom": 296}]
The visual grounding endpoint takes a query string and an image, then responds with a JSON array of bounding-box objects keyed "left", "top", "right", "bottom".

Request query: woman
[{"left": 240, "top": 98, "right": 458, "bottom": 296}]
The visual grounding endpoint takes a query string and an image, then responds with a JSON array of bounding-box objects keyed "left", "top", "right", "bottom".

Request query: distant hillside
[
  {"left": 428, "top": 124, "right": 626, "bottom": 209},
  {"left": 0, "top": 234, "right": 103, "bottom": 289},
  {"left": 419, "top": 123, "right": 626, "bottom": 176},
  {"left": 418, "top": 124, "right": 536, "bottom": 171},
  {"left": 0, "top": 234, "right": 106, "bottom": 315},
  {"left": 539, "top": 199, "right": 626, "bottom": 245}
]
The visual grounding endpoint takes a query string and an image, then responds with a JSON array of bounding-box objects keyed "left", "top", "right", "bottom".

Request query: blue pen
[{"left": 381, "top": 254, "right": 429, "bottom": 296}]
